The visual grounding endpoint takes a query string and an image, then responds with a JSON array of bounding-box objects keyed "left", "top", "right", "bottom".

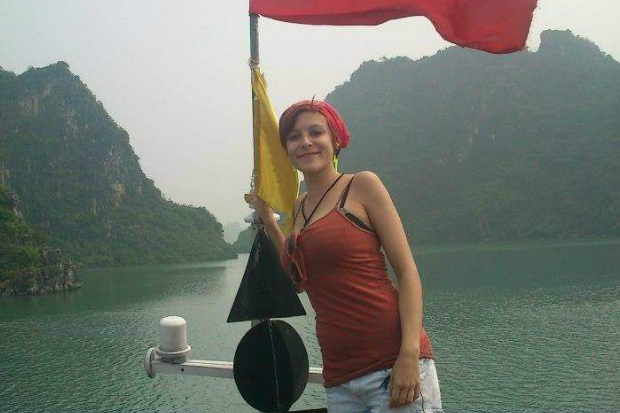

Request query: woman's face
[{"left": 285, "top": 111, "right": 336, "bottom": 174}]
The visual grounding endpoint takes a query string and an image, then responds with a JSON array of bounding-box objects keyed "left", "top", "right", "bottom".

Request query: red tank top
[{"left": 281, "top": 176, "right": 434, "bottom": 387}]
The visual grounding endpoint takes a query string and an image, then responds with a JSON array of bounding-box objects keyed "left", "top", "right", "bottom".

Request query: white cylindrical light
[{"left": 156, "top": 316, "right": 191, "bottom": 361}]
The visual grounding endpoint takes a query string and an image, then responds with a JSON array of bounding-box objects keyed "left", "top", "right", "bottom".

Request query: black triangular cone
[{"left": 227, "top": 228, "right": 306, "bottom": 322}]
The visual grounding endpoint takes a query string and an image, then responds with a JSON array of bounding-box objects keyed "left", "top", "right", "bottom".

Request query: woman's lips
[{"left": 297, "top": 152, "right": 319, "bottom": 159}]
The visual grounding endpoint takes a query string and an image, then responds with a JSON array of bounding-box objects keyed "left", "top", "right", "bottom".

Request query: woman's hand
[
  {"left": 244, "top": 193, "right": 274, "bottom": 223},
  {"left": 389, "top": 352, "right": 421, "bottom": 408},
  {"left": 244, "top": 193, "right": 286, "bottom": 256}
]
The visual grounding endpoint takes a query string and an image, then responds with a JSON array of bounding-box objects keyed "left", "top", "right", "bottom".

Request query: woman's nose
[{"left": 299, "top": 132, "right": 312, "bottom": 146}]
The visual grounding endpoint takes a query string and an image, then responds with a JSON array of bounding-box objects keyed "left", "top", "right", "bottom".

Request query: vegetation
[
  {"left": 0, "top": 62, "right": 236, "bottom": 268},
  {"left": 327, "top": 30, "right": 620, "bottom": 243},
  {"left": 0, "top": 183, "right": 77, "bottom": 295},
  {"left": 0, "top": 184, "right": 43, "bottom": 293}
]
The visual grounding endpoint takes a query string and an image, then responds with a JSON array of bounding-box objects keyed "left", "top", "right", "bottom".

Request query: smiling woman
[{"left": 246, "top": 100, "right": 443, "bottom": 413}]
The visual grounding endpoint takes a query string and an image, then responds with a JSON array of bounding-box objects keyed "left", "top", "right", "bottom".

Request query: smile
[{"left": 297, "top": 152, "right": 320, "bottom": 159}]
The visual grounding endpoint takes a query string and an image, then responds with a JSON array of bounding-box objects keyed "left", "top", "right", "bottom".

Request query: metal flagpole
[
  {"left": 249, "top": 13, "right": 263, "bottom": 329},
  {"left": 249, "top": 13, "right": 259, "bottom": 191},
  {"left": 250, "top": 14, "right": 259, "bottom": 68}
]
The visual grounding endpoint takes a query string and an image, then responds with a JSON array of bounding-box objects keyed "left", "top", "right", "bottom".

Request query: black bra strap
[
  {"left": 339, "top": 175, "right": 356, "bottom": 209},
  {"left": 338, "top": 174, "right": 375, "bottom": 233}
]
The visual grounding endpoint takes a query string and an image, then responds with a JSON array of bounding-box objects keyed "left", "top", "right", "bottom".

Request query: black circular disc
[{"left": 233, "top": 320, "right": 309, "bottom": 412}]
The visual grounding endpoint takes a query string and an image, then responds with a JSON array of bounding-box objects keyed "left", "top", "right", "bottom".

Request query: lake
[{"left": 1, "top": 238, "right": 619, "bottom": 413}]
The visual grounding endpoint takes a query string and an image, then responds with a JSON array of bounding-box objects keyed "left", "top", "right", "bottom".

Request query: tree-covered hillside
[
  {"left": 328, "top": 30, "right": 620, "bottom": 243},
  {"left": 0, "top": 184, "right": 77, "bottom": 295},
  {"left": 0, "top": 62, "right": 235, "bottom": 267}
]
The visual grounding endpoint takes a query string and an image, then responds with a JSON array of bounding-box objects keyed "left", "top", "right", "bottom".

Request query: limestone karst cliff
[{"left": 0, "top": 62, "right": 235, "bottom": 269}]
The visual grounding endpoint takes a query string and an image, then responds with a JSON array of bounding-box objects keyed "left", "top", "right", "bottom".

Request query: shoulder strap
[{"left": 339, "top": 175, "right": 356, "bottom": 209}]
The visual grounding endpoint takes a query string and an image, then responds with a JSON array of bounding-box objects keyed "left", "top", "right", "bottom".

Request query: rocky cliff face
[
  {"left": 36, "top": 247, "right": 79, "bottom": 294},
  {"left": 0, "top": 185, "right": 78, "bottom": 295},
  {"left": 0, "top": 62, "right": 235, "bottom": 267},
  {"left": 2, "top": 247, "right": 79, "bottom": 296}
]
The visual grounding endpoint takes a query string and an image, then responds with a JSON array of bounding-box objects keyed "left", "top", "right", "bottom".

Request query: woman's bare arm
[{"left": 354, "top": 171, "right": 423, "bottom": 408}]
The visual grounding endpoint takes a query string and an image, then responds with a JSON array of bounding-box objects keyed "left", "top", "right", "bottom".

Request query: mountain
[
  {"left": 327, "top": 30, "right": 620, "bottom": 243},
  {"left": 0, "top": 62, "right": 236, "bottom": 267},
  {"left": 232, "top": 225, "right": 255, "bottom": 253},
  {"left": 223, "top": 221, "right": 247, "bottom": 244},
  {"left": 0, "top": 184, "right": 77, "bottom": 295}
]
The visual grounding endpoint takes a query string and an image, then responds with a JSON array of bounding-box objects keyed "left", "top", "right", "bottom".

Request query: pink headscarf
[{"left": 279, "top": 100, "right": 351, "bottom": 151}]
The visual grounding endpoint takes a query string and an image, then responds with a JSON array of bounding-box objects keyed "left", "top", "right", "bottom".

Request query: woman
[{"left": 247, "top": 100, "right": 442, "bottom": 413}]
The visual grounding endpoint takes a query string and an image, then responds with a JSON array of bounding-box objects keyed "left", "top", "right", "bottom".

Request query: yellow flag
[{"left": 252, "top": 68, "right": 299, "bottom": 234}]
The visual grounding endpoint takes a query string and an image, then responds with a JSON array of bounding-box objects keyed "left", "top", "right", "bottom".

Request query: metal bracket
[
  {"left": 144, "top": 347, "right": 157, "bottom": 378},
  {"left": 143, "top": 348, "right": 324, "bottom": 384}
]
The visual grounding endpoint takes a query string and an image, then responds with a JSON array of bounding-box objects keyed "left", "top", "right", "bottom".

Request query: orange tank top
[{"left": 281, "top": 176, "right": 434, "bottom": 387}]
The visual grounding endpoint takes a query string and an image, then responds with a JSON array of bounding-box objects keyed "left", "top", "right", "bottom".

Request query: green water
[{"left": 1, "top": 238, "right": 619, "bottom": 413}]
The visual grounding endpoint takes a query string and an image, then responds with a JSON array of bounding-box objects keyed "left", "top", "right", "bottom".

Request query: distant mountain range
[
  {"left": 0, "top": 62, "right": 235, "bottom": 274},
  {"left": 3, "top": 29, "right": 618, "bottom": 274},
  {"left": 223, "top": 221, "right": 248, "bottom": 244},
  {"left": 325, "top": 30, "right": 620, "bottom": 243}
]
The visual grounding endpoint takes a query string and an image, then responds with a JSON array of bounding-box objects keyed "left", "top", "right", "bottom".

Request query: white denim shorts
[{"left": 326, "top": 358, "right": 443, "bottom": 413}]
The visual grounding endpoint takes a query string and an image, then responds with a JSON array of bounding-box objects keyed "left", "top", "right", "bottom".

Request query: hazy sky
[{"left": 1, "top": 1, "right": 619, "bottom": 225}]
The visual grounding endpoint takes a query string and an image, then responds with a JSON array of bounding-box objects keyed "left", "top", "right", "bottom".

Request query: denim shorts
[{"left": 325, "top": 358, "right": 443, "bottom": 413}]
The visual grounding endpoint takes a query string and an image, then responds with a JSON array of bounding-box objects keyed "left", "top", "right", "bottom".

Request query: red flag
[{"left": 249, "top": 0, "right": 537, "bottom": 54}]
